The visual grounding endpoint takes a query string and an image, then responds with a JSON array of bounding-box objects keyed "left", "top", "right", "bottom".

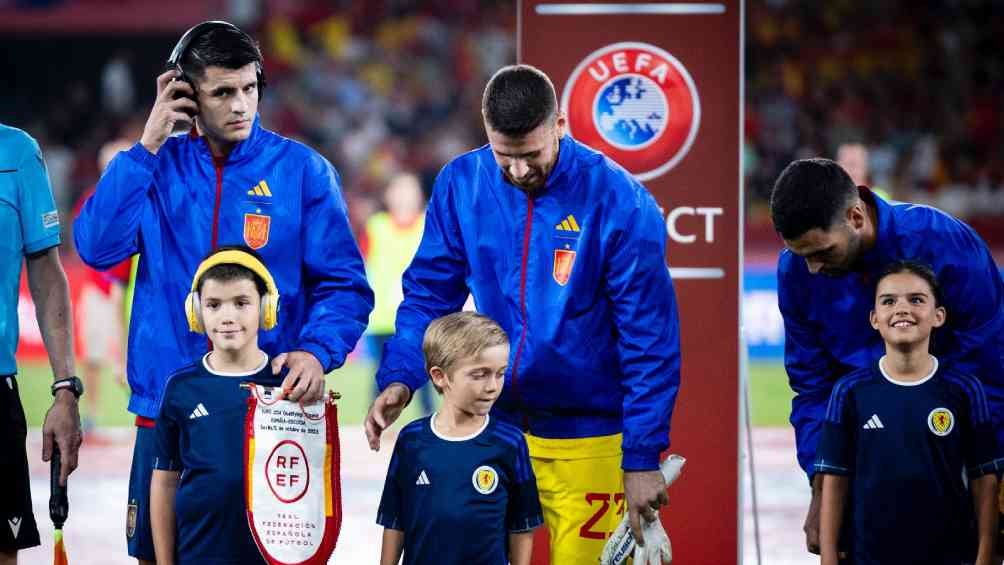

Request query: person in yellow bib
[{"left": 364, "top": 173, "right": 434, "bottom": 414}]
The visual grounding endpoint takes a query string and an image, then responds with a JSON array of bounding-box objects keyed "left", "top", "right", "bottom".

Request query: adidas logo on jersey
[
  {"left": 555, "top": 214, "right": 581, "bottom": 232},
  {"left": 416, "top": 470, "right": 431, "bottom": 486},
  {"left": 862, "top": 414, "right": 884, "bottom": 429},
  {"left": 189, "top": 403, "right": 209, "bottom": 419},
  {"left": 247, "top": 180, "right": 273, "bottom": 197}
]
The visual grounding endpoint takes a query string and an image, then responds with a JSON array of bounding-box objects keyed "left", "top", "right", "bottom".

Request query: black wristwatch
[{"left": 51, "top": 376, "right": 84, "bottom": 399}]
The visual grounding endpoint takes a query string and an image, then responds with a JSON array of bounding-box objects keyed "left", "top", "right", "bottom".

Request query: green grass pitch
[
  {"left": 16, "top": 360, "right": 792, "bottom": 428},
  {"left": 15, "top": 359, "right": 435, "bottom": 429}
]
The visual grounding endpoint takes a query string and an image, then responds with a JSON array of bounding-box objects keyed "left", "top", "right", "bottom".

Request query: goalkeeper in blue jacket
[{"left": 366, "top": 65, "right": 681, "bottom": 562}]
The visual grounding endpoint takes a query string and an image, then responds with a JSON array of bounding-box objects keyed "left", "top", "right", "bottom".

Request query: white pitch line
[
  {"left": 535, "top": 3, "right": 726, "bottom": 15},
  {"left": 669, "top": 267, "right": 726, "bottom": 279}
]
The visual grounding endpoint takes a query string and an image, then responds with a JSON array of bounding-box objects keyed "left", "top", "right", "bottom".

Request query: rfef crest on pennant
[{"left": 561, "top": 42, "right": 701, "bottom": 181}]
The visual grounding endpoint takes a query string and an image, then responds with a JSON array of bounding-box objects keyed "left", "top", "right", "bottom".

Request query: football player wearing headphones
[
  {"left": 73, "top": 22, "right": 372, "bottom": 563},
  {"left": 150, "top": 245, "right": 280, "bottom": 565}
]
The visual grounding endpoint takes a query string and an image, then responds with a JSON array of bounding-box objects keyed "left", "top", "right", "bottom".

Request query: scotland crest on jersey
[{"left": 561, "top": 42, "right": 700, "bottom": 181}]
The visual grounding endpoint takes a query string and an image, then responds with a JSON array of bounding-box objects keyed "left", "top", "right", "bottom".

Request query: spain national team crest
[
  {"left": 553, "top": 249, "right": 576, "bottom": 286},
  {"left": 928, "top": 407, "right": 954, "bottom": 436},
  {"left": 126, "top": 500, "right": 138, "bottom": 538},
  {"left": 561, "top": 42, "right": 701, "bottom": 181},
  {"left": 243, "top": 213, "right": 271, "bottom": 249},
  {"left": 473, "top": 465, "right": 499, "bottom": 495}
]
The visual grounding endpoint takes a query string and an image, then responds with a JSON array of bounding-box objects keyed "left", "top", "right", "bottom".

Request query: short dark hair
[
  {"left": 770, "top": 158, "right": 858, "bottom": 240},
  {"left": 181, "top": 25, "right": 263, "bottom": 83},
  {"left": 196, "top": 245, "right": 268, "bottom": 297},
  {"left": 876, "top": 260, "right": 943, "bottom": 307},
  {"left": 482, "top": 64, "right": 557, "bottom": 137}
]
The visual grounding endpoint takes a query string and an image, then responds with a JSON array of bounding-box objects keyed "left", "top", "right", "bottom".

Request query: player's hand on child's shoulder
[
  {"left": 365, "top": 383, "right": 411, "bottom": 451},
  {"left": 272, "top": 351, "right": 325, "bottom": 403}
]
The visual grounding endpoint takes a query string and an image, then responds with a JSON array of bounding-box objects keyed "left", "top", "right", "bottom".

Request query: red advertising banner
[
  {"left": 520, "top": 2, "right": 743, "bottom": 563},
  {"left": 16, "top": 262, "right": 88, "bottom": 363}
]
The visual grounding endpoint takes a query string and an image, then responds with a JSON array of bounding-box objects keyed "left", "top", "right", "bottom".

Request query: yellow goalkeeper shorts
[{"left": 526, "top": 433, "right": 624, "bottom": 564}]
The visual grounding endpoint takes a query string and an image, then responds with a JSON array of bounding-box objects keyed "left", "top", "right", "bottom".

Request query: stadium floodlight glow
[{"left": 535, "top": 3, "right": 726, "bottom": 15}]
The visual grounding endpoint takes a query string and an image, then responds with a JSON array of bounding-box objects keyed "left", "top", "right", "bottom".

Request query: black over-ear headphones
[{"left": 166, "top": 20, "right": 266, "bottom": 100}]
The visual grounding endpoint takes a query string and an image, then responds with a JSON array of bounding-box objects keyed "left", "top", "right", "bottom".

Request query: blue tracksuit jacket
[
  {"left": 74, "top": 117, "right": 373, "bottom": 418},
  {"left": 376, "top": 135, "right": 681, "bottom": 471},
  {"left": 779, "top": 189, "right": 1004, "bottom": 477}
]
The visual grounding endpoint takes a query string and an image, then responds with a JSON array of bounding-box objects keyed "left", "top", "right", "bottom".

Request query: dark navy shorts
[
  {"left": 0, "top": 375, "right": 41, "bottom": 552},
  {"left": 126, "top": 424, "right": 157, "bottom": 560}
]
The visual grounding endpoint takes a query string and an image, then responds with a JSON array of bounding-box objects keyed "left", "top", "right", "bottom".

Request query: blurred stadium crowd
[
  {"left": 2, "top": 0, "right": 515, "bottom": 247},
  {"left": 746, "top": 0, "right": 1004, "bottom": 222},
  {"left": 2, "top": 0, "right": 1002, "bottom": 246}
]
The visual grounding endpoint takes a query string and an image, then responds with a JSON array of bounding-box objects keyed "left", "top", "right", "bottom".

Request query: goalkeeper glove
[{"left": 599, "top": 454, "right": 685, "bottom": 565}]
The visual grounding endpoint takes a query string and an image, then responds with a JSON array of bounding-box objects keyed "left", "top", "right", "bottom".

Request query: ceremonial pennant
[{"left": 245, "top": 385, "right": 341, "bottom": 565}]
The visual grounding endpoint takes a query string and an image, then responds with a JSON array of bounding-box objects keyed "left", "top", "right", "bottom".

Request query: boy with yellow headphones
[{"left": 148, "top": 245, "right": 280, "bottom": 564}]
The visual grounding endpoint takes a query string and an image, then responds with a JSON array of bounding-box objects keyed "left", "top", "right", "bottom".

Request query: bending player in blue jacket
[
  {"left": 770, "top": 158, "right": 1004, "bottom": 555},
  {"left": 366, "top": 65, "right": 680, "bottom": 561},
  {"left": 73, "top": 21, "right": 372, "bottom": 564},
  {"left": 377, "top": 312, "right": 543, "bottom": 565},
  {"left": 816, "top": 261, "right": 1000, "bottom": 565}
]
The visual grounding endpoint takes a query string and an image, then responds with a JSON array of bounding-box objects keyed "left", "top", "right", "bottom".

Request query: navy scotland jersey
[
  {"left": 152, "top": 354, "right": 282, "bottom": 564},
  {"left": 815, "top": 358, "right": 1003, "bottom": 565},
  {"left": 377, "top": 415, "right": 544, "bottom": 565},
  {"left": 780, "top": 189, "right": 1004, "bottom": 478}
]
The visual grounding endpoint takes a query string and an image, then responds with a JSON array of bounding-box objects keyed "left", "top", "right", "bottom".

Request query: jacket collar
[
  {"left": 858, "top": 187, "right": 898, "bottom": 272},
  {"left": 542, "top": 134, "right": 574, "bottom": 191}
]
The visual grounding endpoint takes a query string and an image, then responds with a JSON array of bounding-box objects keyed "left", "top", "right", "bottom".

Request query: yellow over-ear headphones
[{"left": 184, "top": 249, "right": 280, "bottom": 333}]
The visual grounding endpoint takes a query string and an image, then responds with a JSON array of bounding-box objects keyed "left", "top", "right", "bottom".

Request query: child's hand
[{"left": 805, "top": 474, "right": 823, "bottom": 554}]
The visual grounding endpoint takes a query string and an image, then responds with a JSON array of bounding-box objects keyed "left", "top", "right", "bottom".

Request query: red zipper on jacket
[
  {"left": 510, "top": 197, "right": 534, "bottom": 428},
  {"left": 210, "top": 156, "right": 226, "bottom": 249},
  {"left": 207, "top": 155, "right": 226, "bottom": 351}
]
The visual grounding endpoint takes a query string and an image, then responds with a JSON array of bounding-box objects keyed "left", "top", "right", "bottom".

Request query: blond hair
[{"left": 423, "top": 312, "right": 509, "bottom": 393}]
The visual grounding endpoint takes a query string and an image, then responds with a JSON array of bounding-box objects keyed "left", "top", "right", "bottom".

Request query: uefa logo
[{"left": 561, "top": 42, "right": 701, "bottom": 181}]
